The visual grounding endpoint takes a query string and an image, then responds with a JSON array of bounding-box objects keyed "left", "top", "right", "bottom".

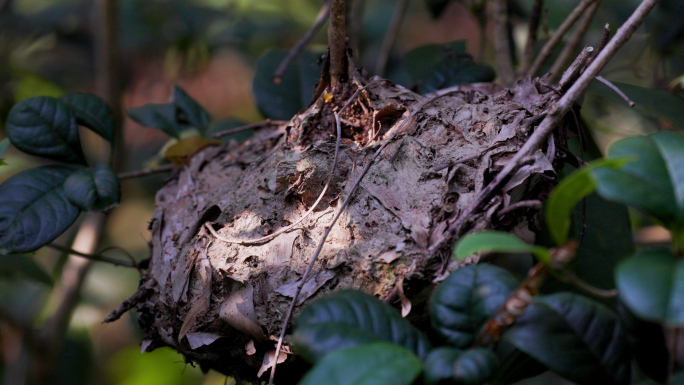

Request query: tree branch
[
  {"left": 374, "top": 0, "right": 409, "bottom": 77},
  {"left": 519, "top": 0, "right": 544, "bottom": 76},
  {"left": 328, "top": 0, "right": 346, "bottom": 90},
  {"left": 549, "top": 0, "right": 601, "bottom": 82},
  {"left": 492, "top": 0, "right": 515, "bottom": 86}
]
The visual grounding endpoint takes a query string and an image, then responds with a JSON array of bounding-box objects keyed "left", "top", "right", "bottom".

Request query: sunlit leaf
[
  {"left": 454, "top": 231, "right": 551, "bottom": 264},
  {"left": 64, "top": 164, "right": 121, "bottom": 211},
  {"left": 430, "top": 264, "right": 518, "bottom": 348},
  {"left": 6, "top": 97, "right": 85, "bottom": 164},
  {"left": 298, "top": 343, "right": 422, "bottom": 385},
  {"left": 0, "top": 166, "right": 80, "bottom": 254},
  {"left": 504, "top": 292, "right": 631, "bottom": 385},
  {"left": 60, "top": 93, "right": 115, "bottom": 143},
  {"left": 616, "top": 248, "right": 684, "bottom": 324}
]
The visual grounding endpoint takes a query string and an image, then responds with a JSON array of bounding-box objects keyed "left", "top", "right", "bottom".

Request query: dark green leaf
[
  {"left": 616, "top": 248, "right": 684, "bottom": 324},
  {"left": 404, "top": 42, "right": 495, "bottom": 94},
  {"left": 423, "top": 347, "right": 498, "bottom": 385},
  {"left": 292, "top": 323, "right": 381, "bottom": 364},
  {"left": 589, "top": 81, "right": 684, "bottom": 130},
  {"left": 430, "top": 264, "right": 518, "bottom": 348},
  {"left": 546, "top": 158, "right": 631, "bottom": 245},
  {"left": 126, "top": 104, "right": 182, "bottom": 139},
  {"left": 494, "top": 341, "right": 548, "bottom": 384},
  {"left": 64, "top": 164, "right": 121, "bottom": 212},
  {"left": 0, "top": 166, "right": 80, "bottom": 254},
  {"left": 424, "top": 0, "right": 451, "bottom": 18},
  {"left": 60, "top": 93, "right": 115, "bottom": 143},
  {"left": 0, "top": 254, "right": 52, "bottom": 285},
  {"left": 503, "top": 292, "right": 630, "bottom": 385},
  {"left": 6, "top": 97, "right": 85, "bottom": 164},
  {"left": 454, "top": 231, "right": 551, "bottom": 264},
  {"left": 252, "top": 49, "right": 322, "bottom": 120},
  {"left": 298, "top": 342, "right": 422, "bottom": 385},
  {"left": 593, "top": 132, "right": 684, "bottom": 227},
  {"left": 295, "top": 290, "right": 431, "bottom": 361},
  {"left": 172, "top": 85, "right": 211, "bottom": 134}
]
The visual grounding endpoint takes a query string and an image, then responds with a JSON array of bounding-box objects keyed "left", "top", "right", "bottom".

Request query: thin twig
[
  {"left": 549, "top": 0, "right": 601, "bottom": 82},
  {"left": 269, "top": 89, "right": 456, "bottom": 385},
  {"left": 47, "top": 243, "right": 138, "bottom": 268},
  {"left": 527, "top": 0, "right": 598, "bottom": 77},
  {"left": 519, "top": 0, "right": 544, "bottom": 76},
  {"left": 596, "top": 75, "right": 636, "bottom": 107},
  {"left": 492, "top": 0, "right": 515, "bottom": 86},
  {"left": 561, "top": 270, "right": 618, "bottom": 298},
  {"left": 210, "top": 119, "right": 287, "bottom": 139},
  {"left": 328, "top": 0, "right": 346, "bottom": 90},
  {"left": 117, "top": 163, "right": 174, "bottom": 180},
  {"left": 374, "top": 0, "right": 409, "bottom": 77},
  {"left": 439, "top": 0, "right": 660, "bottom": 247},
  {"left": 209, "top": 83, "right": 377, "bottom": 248},
  {"left": 272, "top": 1, "right": 330, "bottom": 85},
  {"left": 429, "top": 154, "right": 479, "bottom": 172},
  {"left": 559, "top": 45, "right": 595, "bottom": 89},
  {"left": 497, "top": 200, "right": 543, "bottom": 217},
  {"left": 585, "top": 23, "right": 611, "bottom": 69}
]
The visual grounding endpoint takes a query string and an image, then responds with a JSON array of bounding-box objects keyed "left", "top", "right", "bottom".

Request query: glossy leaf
[
  {"left": 430, "top": 264, "right": 518, "bottom": 348},
  {"left": 503, "top": 292, "right": 631, "bottom": 385},
  {"left": 292, "top": 323, "right": 381, "bottom": 364},
  {"left": 616, "top": 248, "right": 684, "bottom": 324},
  {"left": 298, "top": 343, "right": 421, "bottom": 385},
  {"left": 593, "top": 132, "right": 684, "bottom": 228},
  {"left": 6, "top": 96, "right": 85, "bottom": 164},
  {"left": 547, "top": 157, "right": 632, "bottom": 246},
  {"left": 172, "top": 85, "right": 211, "bottom": 134},
  {"left": 64, "top": 164, "right": 120, "bottom": 211},
  {"left": 423, "top": 347, "right": 498, "bottom": 385},
  {"left": 404, "top": 42, "right": 495, "bottom": 93},
  {"left": 294, "top": 290, "right": 431, "bottom": 361},
  {"left": 252, "top": 49, "right": 321, "bottom": 120},
  {"left": 454, "top": 231, "right": 551, "bottom": 264},
  {"left": 126, "top": 103, "right": 182, "bottom": 139},
  {"left": 0, "top": 166, "right": 80, "bottom": 254},
  {"left": 0, "top": 254, "right": 53, "bottom": 285},
  {"left": 60, "top": 93, "right": 115, "bottom": 142}
]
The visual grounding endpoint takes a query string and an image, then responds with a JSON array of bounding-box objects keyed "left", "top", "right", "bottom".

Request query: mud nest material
[{"left": 120, "top": 69, "right": 567, "bottom": 383}]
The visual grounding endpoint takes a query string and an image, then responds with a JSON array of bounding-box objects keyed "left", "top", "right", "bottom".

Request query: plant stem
[
  {"left": 519, "top": 0, "right": 544, "bottom": 76},
  {"left": 374, "top": 0, "right": 408, "bottom": 77},
  {"left": 328, "top": 0, "right": 346, "bottom": 90},
  {"left": 492, "top": 0, "right": 515, "bottom": 86}
]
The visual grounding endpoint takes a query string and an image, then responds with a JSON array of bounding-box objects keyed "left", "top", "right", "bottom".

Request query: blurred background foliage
[{"left": 0, "top": 0, "right": 683, "bottom": 384}]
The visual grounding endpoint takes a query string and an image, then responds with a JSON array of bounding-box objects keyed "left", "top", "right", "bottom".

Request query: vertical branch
[
  {"left": 374, "top": 0, "right": 409, "bottom": 77},
  {"left": 519, "top": 0, "right": 544, "bottom": 76},
  {"left": 548, "top": 0, "right": 601, "bottom": 82},
  {"left": 527, "top": 0, "right": 597, "bottom": 77},
  {"left": 492, "top": 0, "right": 515, "bottom": 86},
  {"left": 328, "top": 0, "right": 346, "bottom": 90}
]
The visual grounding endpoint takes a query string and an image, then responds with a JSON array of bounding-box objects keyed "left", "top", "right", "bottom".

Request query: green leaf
[
  {"left": 298, "top": 343, "right": 422, "bottom": 385},
  {"left": 6, "top": 97, "right": 85, "bottom": 164},
  {"left": 0, "top": 254, "right": 52, "bottom": 285},
  {"left": 0, "top": 138, "right": 9, "bottom": 166},
  {"left": 404, "top": 42, "right": 495, "bottom": 94},
  {"left": 64, "top": 164, "right": 121, "bottom": 211},
  {"left": 546, "top": 157, "right": 632, "bottom": 245},
  {"left": 126, "top": 104, "right": 182, "bottom": 139},
  {"left": 592, "top": 132, "right": 684, "bottom": 227},
  {"left": 454, "top": 231, "right": 551, "bottom": 264},
  {"left": 252, "top": 48, "right": 321, "bottom": 120},
  {"left": 172, "top": 85, "right": 211, "bottom": 134},
  {"left": 294, "top": 290, "right": 431, "bottom": 361},
  {"left": 503, "top": 292, "right": 631, "bottom": 385},
  {"left": 430, "top": 264, "right": 518, "bottom": 348},
  {"left": 615, "top": 248, "right": 684, "bottom": 324},
  {"left": 424, "top": 0, "right": 451, "bottom": 18},
  {"left": 423, "top": 347, "right": 498, "bottom": 385},
  {"left": 60, "top": 93, "right": 115, "bottom": 143},
  {"left": 292, "top": 323, "right": 381, "bottom": 364},
  {"left": 0, "top": 166, "right": 80, "bottom": 254}
]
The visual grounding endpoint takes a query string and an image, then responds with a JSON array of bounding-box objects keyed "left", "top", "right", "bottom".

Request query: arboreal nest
[{"left": 116, "top": 67, "right": 569, "bottom": 383}]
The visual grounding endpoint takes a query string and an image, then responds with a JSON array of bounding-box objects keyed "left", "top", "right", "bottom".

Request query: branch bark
[
  {"left": 549, "top": 0, "right": 601, "bottom": 82},
  {"left": 328, "top": 0, "right": 346, "bottom": 90}
]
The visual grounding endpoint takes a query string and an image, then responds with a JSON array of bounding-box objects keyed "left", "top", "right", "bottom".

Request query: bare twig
[
  {"left": 585, "top": 23, "right": 611, "bottom": 69},
  {"left": 595, "top": 75, "right": 636, "bottom": 107},
  {"left": 374, "top": 0, "right": 409, "bottom": 77},
  {"left": 47, "top": 243, "right": 138, "bottom": 268},
  {"left": 559, "top": 45, "right": 594, "bottom": 89},
  {"left": 519, "top": 0, "right": 544, "bottom": 76},
  {"left": 210, "top": 119, "right": 287, "bottom": 139},
  {"left": 429, "top": 154, "right": 479, "bottom": 172},
  {"left": 497, "top": 200, "right": 543, "bottom": 217},
  {"left": 269, "top": 89, "right": 456, "bottom": 385},
  {"left": 549, "top": 0, "right": 601, "bottom": 82},
  {"left": 492, "top": 0, "right": 515, "bottom": 86},
  {"left": 272, "top": 1, "right": 330, "bottom": 85},
  {"left": 440, "top": 0, "right": 660, "bottom": 246},
  {"left": 560, "top": 270, "right": 618, "bottom": 298},
  {"left": 328, "top": 0, "right": 346, "bottom": 90},
  {"left": 117, "top": 163, "right": 174, "bottom": 180},
  {"left": 527, "top": 0, "right": 598, "bottom": 77}
]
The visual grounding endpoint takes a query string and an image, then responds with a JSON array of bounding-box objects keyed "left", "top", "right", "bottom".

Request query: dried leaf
[
  {"left": 246, "top": 339, "right": 257, "bottom": 355},
  {"left": 274, "top": 270, "right": 336, "bottom": 306},
  {"left": 396, "top": 278, "right": 412, "bottom": 318},
  {"left": 220, "top": 282, "right": 268, "bottom": 342},
  {"left": 186, "top": 332, "right": 221, "bottom": 350},
  {"left": 257, "top": 349, "right": 288, "bottom": 378}
]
